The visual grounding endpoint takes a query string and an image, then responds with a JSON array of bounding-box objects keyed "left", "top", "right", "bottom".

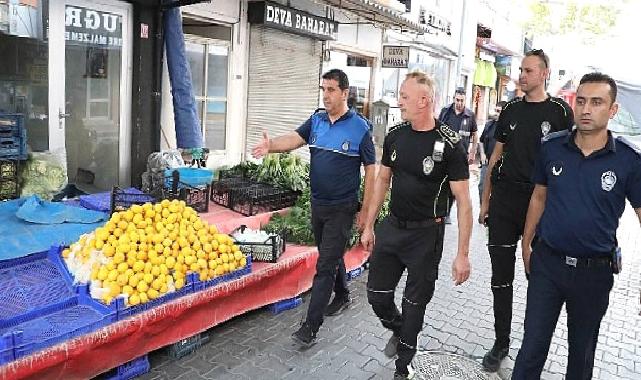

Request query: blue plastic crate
[
  {"left": 7, "top": 285, "right": 116, "bottom": 360},
  {"left": 0, "top": 114, "right": 23, "bottom": 130},
  {"left": 167, "top": 332, "right": 209, "bottom": 359},
  {"left": 79, "top": 187, "right": 154, "bottom": 212},
  {"left": 0, "top": 246, "right": 75, "bottom": 324},
  {"left": 192, "top": 255, "right": 252, "bottom": 292},
  {"left": 164, "top": 167, "right": 214, "bottom": 189},
  {"left": 104, "top": 354, "right": 150, "bottom": 380},
  {"left": 269, "top": 296, "right": 302, "bottom": 314},
  {"left": 0, "top": 333, "right": 15, "bottom": 366},
  {"left": 0, "top": 137, "right": 22, "bottom": 159},
  {"left": 347, "top": 266, "right": 364, "bottom": 281},
  {"left": 115, "top": 273, "right": 197, "bottom": 321}
]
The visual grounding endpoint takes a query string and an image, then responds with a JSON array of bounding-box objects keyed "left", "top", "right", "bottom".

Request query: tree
[{"left": 523, "top": 0, "right": 621, "bottom": 43}]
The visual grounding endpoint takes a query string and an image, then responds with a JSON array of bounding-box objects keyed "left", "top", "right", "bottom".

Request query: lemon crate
[
  {"left": 210, "top": 176, "right": 254, "bottom": 207},
  {"left": 103, "top": 354, "right": 150, "bottom": 380},
  {"left": 164, "top": 170, "right": 211, "bottom": 213},
  {"left": 268, "top": 296, "right": 302, "bottom": 314},
  {"left": 108, "top": 187, "right": 157, "bottom": 215},
  {"left": 234, "top": 233, "right": 285, "bottom": 263},
  {"left": 192, "top": 254, "right": 252, "bottom": 292}
]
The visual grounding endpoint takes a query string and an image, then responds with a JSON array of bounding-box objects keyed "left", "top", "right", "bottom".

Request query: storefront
[
  {"left": 243, "top": 1, "right": 337, "bottom": 159},
  {"left": 160, "top": 0, "right": 249, "bottom": 168},
  {"left": 0, "top": 0, "right": 162, "bottom": 191}
]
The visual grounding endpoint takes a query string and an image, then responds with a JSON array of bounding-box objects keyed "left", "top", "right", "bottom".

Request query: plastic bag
[{"left": 20, "top": 148, "right": 68, "bottom": 200}]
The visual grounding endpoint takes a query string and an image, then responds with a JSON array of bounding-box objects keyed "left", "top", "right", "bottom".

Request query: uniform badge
[
  {"left": 601, "top": 170, "right": 617, "bottom": 191},
  {"left": 341, "top": 140, "right": 350, "bottom": 151},
  {"left": 541, "top": 121, "right": 551, "bottom": 136},
  {"left": 391, "top": 150, "right": 397, "bottom": 162},
  {"left": 509, "top": 123, "right": 517, "bottom": 131},
  {"left": 422, "top": 156, "right": 434, "bottom": 175},
  {"left": 551, "top": 164, "right": 563, "bottom": 176},
  {"left": 310, "top": 134, "right": 317, "bottom": 144}
]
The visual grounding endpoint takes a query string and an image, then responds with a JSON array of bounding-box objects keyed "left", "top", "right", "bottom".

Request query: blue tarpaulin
[
  {"left": 0, "top": 197, "right": 107, "bottom": 261},
  {"left": 164, "top": 7, "right": 203, "bottom": 148}
]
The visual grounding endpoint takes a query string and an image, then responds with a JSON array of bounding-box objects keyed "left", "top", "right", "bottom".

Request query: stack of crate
[{"left": 0, "top": 114, "right": 27, "bottom": 200}]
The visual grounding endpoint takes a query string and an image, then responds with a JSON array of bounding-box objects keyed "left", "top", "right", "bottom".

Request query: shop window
[{"left": 185, "top": 38, "right": 229, "bottom": 151}]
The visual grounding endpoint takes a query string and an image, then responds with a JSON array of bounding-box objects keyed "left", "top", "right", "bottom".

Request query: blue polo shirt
[
  {"left": 296, "top": 109, "right": 376, "bottom": 205},
  {"left": 533, "top": 130, "right": 641, "bottom": 256}
]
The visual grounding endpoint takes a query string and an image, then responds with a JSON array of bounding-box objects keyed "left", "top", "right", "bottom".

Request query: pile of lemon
[{"left": 63, "top": 199, "right": 247, "bottom": 306}]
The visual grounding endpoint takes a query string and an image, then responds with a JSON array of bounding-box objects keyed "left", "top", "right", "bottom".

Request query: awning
[
  {"left": 473, "top": 59, "right": 497, "bottom": 87},
  {"left": 314, "top": 0, "right": 429, "bottom": 33},
  {"left": 476, "top": 37, "right": 520, "bottom": 57}
]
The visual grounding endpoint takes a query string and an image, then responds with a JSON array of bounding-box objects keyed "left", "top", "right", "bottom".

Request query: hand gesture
[
  {"left": 452, "top": 254, "right": 470, "bottom": 285},
  {"left": 252, "top": 131, "right": 270, "bottom": 159}
]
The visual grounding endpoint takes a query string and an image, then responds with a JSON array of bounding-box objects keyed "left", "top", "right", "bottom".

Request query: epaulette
[
  {"left": 437, "top": 123, "right": 461, "bottom": 146},
  {"left": 616, "top": 136, "right": 641, "bottom": 156},
  {"left": 388, "top": 121, "right": 410, "bottom": 134},
  {"left": 541, "top": 129, "right": 570, "bottom": 143}
]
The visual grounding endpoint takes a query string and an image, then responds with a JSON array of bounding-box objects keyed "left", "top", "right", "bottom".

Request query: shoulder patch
[
  {"left": 438, "top": 124, "right": 461, "bottom": 145},
  {"left": 541, "top": 129, "right": 570, "bottom": 143},
  {"left": 616, "top": 136, "right": 641, "bottom": 156},
  {"left": 388, "top": 121, "right": 410, "bottom": 134}
]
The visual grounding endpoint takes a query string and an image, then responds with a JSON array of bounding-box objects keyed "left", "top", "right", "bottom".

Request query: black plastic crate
[
  {"left": 230, "top": 185, "right": 299, "bottom": 216},
  {"left": 210, "top": 176, "right": 254, "bottom": 207},
  {"left": 167, "top": 332, "right": 210, "bottom": 359},
  {"left": 0, "top": 160, "right": 18, "bottom": 180},
  {"left": 0, "top": 178, "right": 19, "bottom": 200},
  {"left": 232, "top": 225, "right": 286, "bottom": 263},
  {"left": 164, "top": 170, "right": 210, "bottom": 213},
  {"left": 109, "top": 187, "right": 157, "bottom": 215}
]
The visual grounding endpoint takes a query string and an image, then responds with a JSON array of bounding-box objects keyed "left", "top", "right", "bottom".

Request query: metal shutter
[{"left": 245, "top": 25, "right": 321, "bottom": 161}]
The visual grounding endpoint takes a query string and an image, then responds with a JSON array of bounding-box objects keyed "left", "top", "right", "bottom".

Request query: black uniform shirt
[
  {"left": 493, "top": 96, "right": 574, "bottom": 183},
  {"left": 382, "top": 120, "right": 469, "bottom": 220}
]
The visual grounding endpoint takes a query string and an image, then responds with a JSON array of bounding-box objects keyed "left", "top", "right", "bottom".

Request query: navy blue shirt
[
  {"left": 480, "top": 119, "right": 498, "bottom": 159},
  {"left": 438, "top": 105, "right": 477, "bottom": 153},
  {"left": 296, "top": 109, "right": 376, "bottom": 205},
  {"left": 533, "top": 130, "right": 641, "bottom": 256}
]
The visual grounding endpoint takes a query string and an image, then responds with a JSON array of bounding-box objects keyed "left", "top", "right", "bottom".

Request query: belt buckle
[{"left": 565, "top": 256, "right": 578, "bottom": 267}]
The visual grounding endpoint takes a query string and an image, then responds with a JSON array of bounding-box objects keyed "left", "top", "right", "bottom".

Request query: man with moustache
[
  {"left": 252, "top": 69, "right": 376, "bottom": 346},
  {"left": 512, "top": 72, "right": 641, "bottom": 379}
]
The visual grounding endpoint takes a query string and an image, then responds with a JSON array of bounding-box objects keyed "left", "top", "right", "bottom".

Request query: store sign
[
  {"left": 382, "top": 46, "right": 409, "bottom": 68},
  {"left": 248, "top": 1, "right": 338, "bottom": 40},
  {"left": 65, "top": 5, "right": 123, "bottom": 49}
]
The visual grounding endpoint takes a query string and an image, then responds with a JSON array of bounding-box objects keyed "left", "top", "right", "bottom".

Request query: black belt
[
  {"left": 541, "top": 241, "right": 611, "bottom": 269},
  {"left": 388, "top": 214, "right": 443, "bottom": 229}
]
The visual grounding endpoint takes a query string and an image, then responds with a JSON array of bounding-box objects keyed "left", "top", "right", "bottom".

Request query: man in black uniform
[
  {"left": 361, "top": 72, "right": 472, "bottom": 379},
  {"left": 478, "top": 101, "right": 506, "bottom": 202},
  {"left": 478, "top": 49, "right": 574, "bottom": 372},
  {"left": 513, "top": 73, "right": 641, "bottom": 379},
  {"left": 439, "top": 88, "right": 478, "bottom": 163}
]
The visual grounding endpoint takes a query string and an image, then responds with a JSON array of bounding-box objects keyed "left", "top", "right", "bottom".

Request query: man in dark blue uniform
[
  {"left": 478, "top": 50, "right": 575, "bottom": 372},
  {"left": 439, "top": 88, "right": 478, "bottom": 163},
  {"left": 512, "top": 73, "right": 641, "bottom": 379},
  {"left": 361, "top": 72, "right": 472, "bottom": 379},
  {"left": 478, "top": 101, "right": 506, "bottom": 202},
  {"left": 252, "top": 69, "right": 376, "bottom": 346}
]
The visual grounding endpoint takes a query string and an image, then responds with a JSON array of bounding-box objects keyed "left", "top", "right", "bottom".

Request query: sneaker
[
  {"left": 325, "top": 295, "right": 351, "bottom": 316},
  {"left": 392, "top": 364, "right": 415, "bottom": 379},
  {"left": 384, "top": 334, "right": 399, "bottom": 357},
  {"left": 291, "top": 322, "right": 317, "bottom": 348},
  {"left": 482, "top": 342, "right": 509, "bottom": 372}
]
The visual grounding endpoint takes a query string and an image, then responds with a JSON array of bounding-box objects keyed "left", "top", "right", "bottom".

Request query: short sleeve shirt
[
  {"left": 533, "top": 130, "right": 641, "bottom": 255},
  {"left": 493, "top": 96, "right": 574, "bottom": 183},
  {"left": 382, "top": 120, "right": 469, "bottom": 220}
]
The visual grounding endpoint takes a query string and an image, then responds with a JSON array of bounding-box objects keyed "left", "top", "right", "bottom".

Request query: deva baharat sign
[
  {"left": 382, "top": 46, "right": 409, "bottom": 68},
  {"left": 248, "top": 1, "right": 338, "bottom": 40}
]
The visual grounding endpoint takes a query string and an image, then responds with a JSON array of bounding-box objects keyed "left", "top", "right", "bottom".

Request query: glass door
[{"left": 61, "top": 0, "right": 132, "bottom": 190}]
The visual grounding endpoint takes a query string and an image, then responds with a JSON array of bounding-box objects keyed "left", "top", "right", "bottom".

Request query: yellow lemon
[
  {"left": 107, "top": 270, "right": 119, "bottom": 282},
  {"left": 128, "top": 275, "right": 140, "bottom": 288},
  {"left": 128, "top": 293, "right": 140, "bottom": 306},
  {"left": 111, "top": 212, "right": 121, "bottom": 224},
  {"left": 136, "top": 281, "right": 149, "bottom": 293},
  {"left": 208, "top": 259, "right": 218, "bottom": 269},
  {"left": 108, "top": 283, "right": 121, "bottom": 297},
  {"left": 160, "top": 283, "right": 168, "bottom": 294},
  {"left": 151, "top": 279, "right": 162, "bottom": 291},
  {"left": 133, "top": 260, "right": 145, "bottom": 272},
  {"left": 166, "top": 256, "right": 176, "bottom": 269},
  {"left": 229, "top": 262, "right": 237, "bottom": 272},
  {"left": 151, "top": 265, "right": 161, "bottom": 277},
  {"left": 234, "top": 251, "right": 243, "bottom": 261},
  {"left": 147, "top": 288, "right": 159, "bottom": 300},
  {"left": 97, "top": 267, "right": 109, "bottom": 281},
  {"left": 239, "top": 257, "right": 247, "bottom": 267},
  {"left": 197, "top": 258, "right": 208, "bottom": 270},
  {"left": 102, "top": 294, "right": 113, "bottom": 305},
  {"left": 189, "top": 263, "right": 200, "bottom": 272},
  {"left": 139, "top": 291, "right": 149, "bottom": 304},
  {"left": 122, "top": 285, "right": 134, "bottom": 295},
  {"left": 199, "top": 270, "right": 208, "bottom": 281},
  {"left": 143, "top": 273, "right": 154, "bottom": 284}
]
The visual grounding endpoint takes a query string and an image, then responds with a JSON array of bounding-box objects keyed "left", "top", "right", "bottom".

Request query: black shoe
[
  {"left": 325, "top": 295, "right": 351, "bottom": 316},
  {"left": 291, "top": 322, "right": 317, "bottom": 348},
  {"left": 482, "top": 342, "right": 509, "bottom": 372},
  {"left": 392, "top": 364, "right": 415, "bottom": 379},
  {"left": 384, "top": 334, "right": 399, "bottom": 357}
]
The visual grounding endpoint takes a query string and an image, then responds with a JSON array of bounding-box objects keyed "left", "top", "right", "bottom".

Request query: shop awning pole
[{"left": 163, "top": 6, "right": 203, "bottom": 149}]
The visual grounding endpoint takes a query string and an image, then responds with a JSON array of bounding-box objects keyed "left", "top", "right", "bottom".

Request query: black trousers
[
  {"left": 306, "top": 201, "right": 358, "bottom": 331},
  {"left": 487, "top": 180, "right": 533, "bottom": 347},
  {"left": 367, "top": 216, "right": 445, "bottom": 374},
  {"left": 512, "top": 242, "right": 613, "bottom": 379}
]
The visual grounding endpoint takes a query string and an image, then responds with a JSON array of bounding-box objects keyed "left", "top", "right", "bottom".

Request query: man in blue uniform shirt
[
  {"left": 512, "top": 73, "right": 641, "bottom": 379},
  {"left": 252, "top": 69, "right": 376, "bottom": 347}
]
